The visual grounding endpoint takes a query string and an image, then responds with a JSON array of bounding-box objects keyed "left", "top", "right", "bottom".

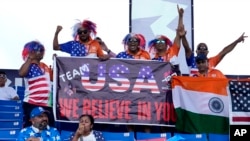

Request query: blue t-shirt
[
  {"left": 116, "top": 51, "right": 134, "bottom": 59},
  {"left": 60, "top": 41, "right": 87, "bottom": 57},
  {"left": 18, "top": 126, "right": 61, "bottom": 141}
]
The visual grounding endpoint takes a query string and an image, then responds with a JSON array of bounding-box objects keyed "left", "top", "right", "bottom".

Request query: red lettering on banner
[
  {"left": 155, "top": 102, "right": 176, "bottom": 122},
  {"left": 83, "top": 99, "right": 91, "bottom": 115},
  {"left": 104, "top": 99, "right": 132, "bottom": 120},
  {"left": 59, "top": 98, "right": 76, "bottom": 118},
  {"left": 117, "top": 100, "right": 124, "bottom": 119},
  {"left": 124, "top": 100, "right": 131, "bottom": 120},
  {"left": 72, "top": 99, "right": 79, "bottom": 119},
  {"left": 91, "top": 99, "right": 98, "bottom": 117},
  {"left": 138, "top": 101, "right": 151, "bottom": 120},
  {"left": 162, "top": 102, "right": 170, "bottom": 121},
  {"left": 97, "top": 100, "right": 105, "bottom": 119},
  {"left": 60, "top": 98, "right": 133, "bottom": 120},
  {"left": 109, "top": 100, "right": 116, "bottom": 119},
  {"left": 104, "top": 100, "right": 109, "bottom": 119},
  {"left": 59, "top": 98, "right": 65, "bottom": 117}
]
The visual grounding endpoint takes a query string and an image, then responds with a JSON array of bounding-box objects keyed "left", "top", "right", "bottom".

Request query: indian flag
[{"left": 172, "top": 76, "right": 229, "bottom": 134}]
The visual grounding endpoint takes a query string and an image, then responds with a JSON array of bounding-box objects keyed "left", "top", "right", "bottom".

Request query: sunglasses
[
  {"left": 196, "top": 60, "right": 206, "bottom": 64},
  {"left": 128, "top": 38, "right": 139, "bottom": 42},
  {"left": 156, "top": 40, "right": 165, "bottom": 44},
  {"left": 77, "top": 29, "right": 88, "bottom": 35},
  {"left": 0, "top": 74, "right": 6, "bottom": 78},
  {"left": 197, "top": 46, "right": 207, "bottom": 51}
]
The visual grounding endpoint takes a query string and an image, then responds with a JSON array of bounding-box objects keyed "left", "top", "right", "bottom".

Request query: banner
[
  {"left": 229, "top": 80, "right": 250, "bottom": 125},
  {"left": 54, "top": 57, "right": 176, "bottom": 126}
]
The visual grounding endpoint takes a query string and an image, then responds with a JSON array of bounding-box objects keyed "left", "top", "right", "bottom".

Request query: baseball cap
[
  {"left": 195, "top": 54, "right": 208, "bottom": 62},
  {"left": 196, "top": 43, "right": 208, "bottom": 51},
  {"left": 30, "top": 107, "right": 49, "bottom": 118}
]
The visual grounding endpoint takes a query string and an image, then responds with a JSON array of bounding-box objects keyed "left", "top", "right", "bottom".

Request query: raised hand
[
  {"left": 237, "top": 32, "right": 248, "bottom": 43},
  {"left": 55, "top": 25, "right": 63, "bottom": 34},
  {"left": 177, "top": 4, "right": 184, "bottom": 18}
]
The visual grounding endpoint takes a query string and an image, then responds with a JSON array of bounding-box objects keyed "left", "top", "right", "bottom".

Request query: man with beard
[
  {"left": 18, "top": 107, "right": 61, "bottom": 141},
  {"left": 53, "top": 19, "right": 109, "bottom": 60}
]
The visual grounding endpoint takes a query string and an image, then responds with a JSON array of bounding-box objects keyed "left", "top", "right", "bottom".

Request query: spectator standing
[
  {"left": 53, "top": 19, "right": 109, "bottom": 60},
  {"left": 19, "top": 40, "right": 54, "bottom": 127},
  {"left": 116, "top": 33, "right": 150, "bottom": 60},
  {"left": 148, "top": 5, "right": 185, "bottom": 76},
  {"left": 194, "top": 54, "right": 226, "bottom": 78},
  {"left": 185, "top": 33, "right": 247, "bottom": 76}
]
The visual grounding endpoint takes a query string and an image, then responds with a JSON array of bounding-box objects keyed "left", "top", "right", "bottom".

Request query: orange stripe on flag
[{"left": 172, "top": 76, "right": 228, "bottom": 96}]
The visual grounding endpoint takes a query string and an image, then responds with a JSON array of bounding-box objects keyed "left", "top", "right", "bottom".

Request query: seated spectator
[
  {"left": 72, "top": 114, "right": 105, "bottom": 141},
  {"left": 0, "top": 71, "right": 19, "bottom": 100},
  {"left": 18, "top": 107, "right": 61, "bottom": 141}
]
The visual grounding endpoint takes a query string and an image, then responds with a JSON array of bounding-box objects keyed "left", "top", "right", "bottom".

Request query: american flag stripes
[{"left": 229, "top": 80, "right": 250, "bottom": 124}]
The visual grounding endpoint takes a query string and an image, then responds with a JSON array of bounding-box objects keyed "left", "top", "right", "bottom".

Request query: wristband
[{"left": 107, "top": 49, "right": 111, "bottom": 54}]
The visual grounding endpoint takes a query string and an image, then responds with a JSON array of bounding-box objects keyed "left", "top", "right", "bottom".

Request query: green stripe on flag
[{"left": 175, "top": 108, "right": 229, "bottom": 134}]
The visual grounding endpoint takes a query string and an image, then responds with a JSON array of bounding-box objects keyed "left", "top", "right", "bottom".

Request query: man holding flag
[{"left": 171, "top": 53, "right": 229, "bottom": 134}]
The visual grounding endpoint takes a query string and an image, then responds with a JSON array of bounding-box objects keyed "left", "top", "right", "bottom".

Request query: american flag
[
  {"left": 108, "top": 64, "right": 130, "bottom": 92},
  {"left": 81, "top": 63, "right": 159, "bottom": 93},
  {"left": 24, "top": 63, "right": 51, "bottom": 106},
  {"left": 133, "top": 66, "right": 159, "bottom": 94},
  {"left": 229, "top": 80, "right": 250, "bottom": 124},
  {"left": 81, "top": 63, "right": 106, "bottom": 91}
]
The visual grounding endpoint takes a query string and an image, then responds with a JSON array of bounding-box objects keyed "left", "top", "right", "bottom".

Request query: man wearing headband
[{"left": 0, "top": 71, "right": 19, "bottom": 100}]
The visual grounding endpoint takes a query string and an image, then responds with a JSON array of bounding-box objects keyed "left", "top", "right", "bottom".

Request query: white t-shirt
[
  {"left": 78, "top": 131, "right": 96, "bottom": 141},
  {"left": 0, "top": 86, "right": 19, "bottom": 100}
]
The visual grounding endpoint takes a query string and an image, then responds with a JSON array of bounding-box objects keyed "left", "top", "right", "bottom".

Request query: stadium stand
[
  {"left": 0, "top": 100, "right": 23, "bottom": 141},
  {"left": 136, "top": 132, "right": 172, "bottom": 141}
]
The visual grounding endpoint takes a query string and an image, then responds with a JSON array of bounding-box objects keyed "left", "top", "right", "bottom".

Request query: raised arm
[
  {"left": 19, "top": 51, "right": 38, "bottom": 77},
  {"left": 173, "top": 4, "right": 184, "bottom": 48},
  {"left": 53, "top": 25, "right": 63, "bottom": 50},
  {"left": 95, "top": 37, "right": 116, "bottom": 57},
  {"left": 217, "top": 32, "right": 247, "bottom": 61},
  {"left": 180, "top": 26, "right": 192, "bottom": 59}
]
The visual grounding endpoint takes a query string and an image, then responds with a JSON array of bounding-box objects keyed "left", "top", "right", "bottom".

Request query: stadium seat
[
  {"left": 0, "top": 100, "right": 22, "bottom": 106},
  {"left": 60, "top": 130, "right": 74, "bottom": 141},
  {"left": 0, "top": 105, "right": 22, "bottom": 112},
  {"left": 0, "top": 112, "right": 23, "bottom": 121},
  {"left": 208, "top": 133, "right": 229, "bottom": 141},
  {"left": 173, "top": 133, "right": 208, "bottom": 141},
  {"left": 136, "top": 132, "right": 171, "bottom": 141},
  {"left": 102, "top": 131, "right": 135, "bottom": 141},
  {"left": 0, "top": 129, "right": 20, "bottom": 141},
  {"left": 12, "top": 86, "right": 25, "bottom": 101},
  {"left": 0, "top": 121, "right": 22, "bottom": 130}
]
